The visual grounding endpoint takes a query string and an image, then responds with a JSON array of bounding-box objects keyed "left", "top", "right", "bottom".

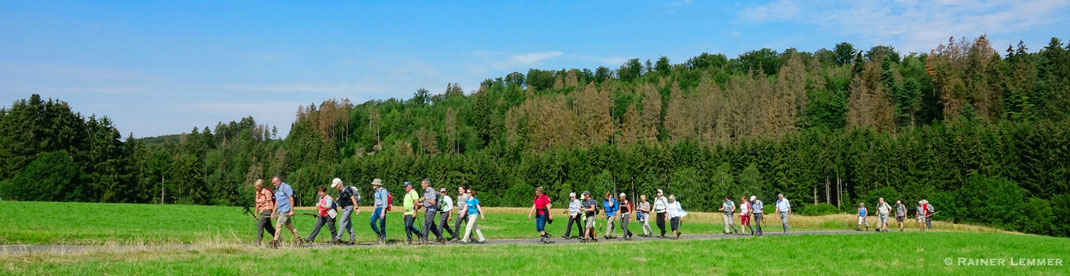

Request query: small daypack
[{"left": 387, "top": 192, "right": 394, "bottom": 211}]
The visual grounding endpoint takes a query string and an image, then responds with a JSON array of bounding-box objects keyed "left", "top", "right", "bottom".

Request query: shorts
[
  {"left": 879, "top": 214, "right": 889, "bottom": 223},
  {"left": 275, "top": 212, "right": 293, "bottom": 228},
  {"left": 585, "top": 216, "right": 596, "bottom": 229},
  {"left": 741, "top": 215, "right": 750, "bottom": 225},
  {"left": 896, "top": 216, "right": 905, "bottom": 223}
]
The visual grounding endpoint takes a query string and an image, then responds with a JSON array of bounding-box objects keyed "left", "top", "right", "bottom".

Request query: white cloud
[{"left": 738, "top": 0, "right": 1070, "bottom": 52}]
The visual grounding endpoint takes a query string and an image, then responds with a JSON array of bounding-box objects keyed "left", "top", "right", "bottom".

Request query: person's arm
[
  {"left": 350, "top": 195, "right": 360, "bottom": 215},
  {"left": 288, "top": 196, "right": 295, "bottom": 216},
  {"left": 477, "top": 204, "right": 485, "bottom": 219},
  {"left": 529, "top": 203, "right": 537, "bottom": 218}
]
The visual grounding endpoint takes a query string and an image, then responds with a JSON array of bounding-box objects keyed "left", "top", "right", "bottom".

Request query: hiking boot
[
  {"left": 475, "top": 240, "right": 486, "bottom": 244},
  {"left": 268, "top": 240, "right": 279, "bottom": 249},
  {"left": 330, "top": 238, "right": 340, "bottom": 245},
  {"left": 295, "top": 239, "right": 304, "bottom": 247},
  {"left": 561, "top": 234, "right": 569, "bottom": 239}
]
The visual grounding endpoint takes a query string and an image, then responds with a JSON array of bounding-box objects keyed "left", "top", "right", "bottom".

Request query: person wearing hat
[
  {"left": 750, "top": 195, "right": 764, "bottom": 236},
  {"left": 638, "top": 195, "right": 652, "bottom": 237},
  {"left": 402, "top": 181, "right": 423, "bottom": 245},
  {"left": 580, "top": 191, "right": 598, "bottom": 242},
  {"left": 270, "top": 176, "right": 302, "bottom": 248},
  {"left": 332, "top": 178, "right": 360, "bottom": 244},
  {"left": 618, "top": 193, "right": 633, "bottom": 240},
  {"left": 775, "top": 193, "right": 791, "bottom": 234},
  {"left": 418, "top": 179, "right": 444, "bottom": 244},
  {"left": 305, "top": 186, "right": 338, "bottom": 244},
  {"left": 719, "top": 196, "right": 739, "bottom": 235},
  {"left": 654, "top": 189, "right": 668, "bottom": 238},
  {"left": 370, "top": 178, "right": 389, "bottom": 244},
  {"left": 437, "top": 187, "right": 456, "bottom": 241},
  {"left": 452, "top": 186, "right": 469, "bottom": 242},
  {"left": 666, "top": 195, "right": 687, "bottom": 239},
  {"left": 562, "top": 192, "right": 583, "bottom": 239},
  {"left": 922, "top": 199, "right": 934, "bottom": 230},
  {"left": 528, "top": 186, "right": 553, "bottom": 244},
  {"left": 602, "top": 192, "right": 619, "bottom": 239}
]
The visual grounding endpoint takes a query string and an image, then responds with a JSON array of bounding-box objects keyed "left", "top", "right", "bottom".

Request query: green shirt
[{"left": 403, "top": 190, "right": 419, "bottom": 215}]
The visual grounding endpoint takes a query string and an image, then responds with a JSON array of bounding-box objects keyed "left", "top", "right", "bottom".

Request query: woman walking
[
  {"left": 666, "top": 195, "right": 686, "bottom": 240},
  {"left": 739, "top": 196, "right": 753, "bottom": 235},
  {"left": 305, "top": 186, "right": 338, "bottom": 244},
  {"left": 460, "top": 188, "right": 486, "bottom": 244},
  {"left": 637, "top": 195, "right": 652, "bottom": 237},
  {"left": 654, "top": 190, "right": 668, "bottom": 238},
  {"left": 528, "top": 186, "right": 553, "bottom": 244}
]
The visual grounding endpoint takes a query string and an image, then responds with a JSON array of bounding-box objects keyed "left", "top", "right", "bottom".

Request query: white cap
[
  {"left": 620, "top": 193, "right": 626, "bottom": 197},
  {"left": 331, "top": 178, "right": 343, "bottom": 188},
  {"left": 750, "top": 196, "right": 756, "bottom": 201},
  {"left": 657, "top": 189, "right": 663, "bottom": 194}
]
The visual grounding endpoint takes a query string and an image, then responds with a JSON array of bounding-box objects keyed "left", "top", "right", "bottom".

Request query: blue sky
[{"left": 2, "top": 0, "right": 1068, "bottom": 137}]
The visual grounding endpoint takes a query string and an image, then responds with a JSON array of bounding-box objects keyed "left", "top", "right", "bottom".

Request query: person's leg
[
  {"left": 327, "top": 216, "right": 337, "bottom": 241},
  {"left": 657, "top": 213, "right": 666, "bottom": 237},
  {"left": 754, "top": 213, "right": 763, "bottom": 235},
  {"left": 472, "top": 216, "right": 485, "bottom": 242},
  {"left": 453, "top": 214, "right": 466, "bottom": 240},
  {"left": 535, "top": 214, "right": 546, "bottom": 237},
  {"left": 370, "top": 208, "right": 381, "bottom": 238},
  {"left": 404, "top": 215, "right": 414, "bottom": 242},
  {"left": 723, "top": 214, "right": 731, "bottom": 233},
  {"left": 273, "top": 214, "right": 285, "bottom": 243},
  {"left": 781, "top": 212, "right": 789, "bottom": 233},
  {"left": 564, "top": 215, "right": 575, "bottom": 237},
  {"left": 336, "top": 206, "right": 353, "bottom": 241},
  {"left": 440, "top": 214, "right": 455, "bottom": 239},
  {"left": 421, "top": 212, "right": 435, "bottom": 242},
  {"left": 926, "top": 217, "right": 932, "bottom": 229},
  {"left": 463, "top": 214, "right": 476, "bottom": 242},
  {"left": 621, "top": 215, "right": 631, "bottom": 238},
  {"left": 307, "top": 216, "right": 325, "bottom": 242}
]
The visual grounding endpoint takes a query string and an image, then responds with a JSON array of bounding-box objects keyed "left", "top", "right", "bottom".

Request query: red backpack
[{"left": 387, "top": 192, "right": 394, "bottom": 211}]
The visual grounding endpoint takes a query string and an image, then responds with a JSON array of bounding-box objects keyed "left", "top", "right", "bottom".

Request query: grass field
[{"left": 2, "top": 232, "right": 1066, "bottom": 275}]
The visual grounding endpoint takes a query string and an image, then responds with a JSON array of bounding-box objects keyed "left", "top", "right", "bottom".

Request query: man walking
[
  {"left": 418, "top": 179, "right": 443, "bottom": 244},
  {"left": 750, "top": 196, "right": 764, "bottom": 236},
  {"left": 370, "top": 179, "right": 388, "bottom": 244},
  {"left": 451, "top": 186, "right": 468, "bottom": 241},
  {"left": 618, "top": 193, "right": 633, "bottom": 240},
  {"left": 602, "top": 192, "right": 618, "bottom": 239},
  {"left": 916, "top": 201, "right": 926, "bottom": 232},
  {"left": 437, "top": 188, "right": 455, "bottom": 241},
  {"left": 877, "top": 198, "right": 891, "bottom": 232},
  {"left": 333, "top": 178, "right": 360, "bottom": 244},
  {"left": 718, "top": 196, "right": 739, "bottom": 235},
  {"left": 895, "top": 200, "right": 907, "bottom": 232},
  {"left": 253, "top": 179, "right": 275, "bottom": 246},
  {"left": 775, "top": 193, "right": 791, "bottom": 234},
  {"left": 402, "top": 181, "right": 423, "bottom": 245},
  {"left": 654, "top": 190, "right": 668, "bottom": 238},
  {"left": 581, "top": 191, "right": 598, "bottom": 242},
  {"left": 563, "top": 192, "right": 583, "bottom": 239},
  {"left": 270, "top": 176, "right": 302, "bottom": 248}
]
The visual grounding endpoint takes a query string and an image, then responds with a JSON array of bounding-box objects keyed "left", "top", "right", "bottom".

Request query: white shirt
[
  {"left": 776, "top": 198, "right": 791, "bottom": 213},
  {"left": 654, "top": 197, "right": 668, "bottom": 213},
  {"left": 568, "top": 199, "right": 581, "bottom": 216},
  {"left": 740, "top": 201, "right": 750, "bottom": 214},
  {"left": 667, "top": 201, "right": 687, "bottom": 218},
  {"left": 440, "top": 195, "right": 454, "bottom": 212}
]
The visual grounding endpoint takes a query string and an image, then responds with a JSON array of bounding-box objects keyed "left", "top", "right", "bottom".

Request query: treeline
[{"left": 2, "top": 36, "right": 1069, "bottom": 237}]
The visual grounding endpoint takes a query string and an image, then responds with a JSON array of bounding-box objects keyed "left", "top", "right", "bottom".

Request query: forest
[{"left": 1, "top": 35, "right": 1068, "bottom": 236}]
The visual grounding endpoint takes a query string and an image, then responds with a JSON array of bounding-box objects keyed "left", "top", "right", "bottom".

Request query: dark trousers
[
  {"left": 404, "top": 214, "right": 422, "bottom": 242},
  {"left": 306, "top": 215, "right": 337, "bottom": 242},
  {"left": 753, "top": 213, "right": 764, "bottom": 235},
  {"left": 370, "top": 208, "right": 386, "bottom": 240},
  {"left": 670, "top": 217, "right": 681, "bottom": 231},
  {"left": 620, "top": 213, "right": 632, "bottom": 237},
  {"left": 438, "top": 212, "right": 455, "bottom": 238},
  {"left": 256, "top": 210, "right": 275, "bottom": 244},
  {"left": 564, "top": 214, "right": 583, "bottom": 237},
  {"left": 453, "top": 213, "right": 468, "bottom": 239},
  {"left": 422, "top": 211, "right": 442, "bottom": 242},
  {"left": 656, "top": 212, "right": 667, "bottom": 236}
]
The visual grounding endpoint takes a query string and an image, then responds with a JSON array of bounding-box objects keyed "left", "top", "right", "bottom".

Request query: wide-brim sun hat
[
  {"left": 331, "top": 178, "right": 343, "bottom": 188},
  {"left": 750, "top": 196, "right": 757, "bottom": 201},
  {"left": 371, "top": 178, "right": 383, "bottom": 186}
]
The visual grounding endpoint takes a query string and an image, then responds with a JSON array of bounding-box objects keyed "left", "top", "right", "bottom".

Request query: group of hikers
[
  {"left": 854, "top": 198, "right": 937, "bottom": 232},
  {"left": 252, "top": 176, "right": 936, "bottom": 247}
]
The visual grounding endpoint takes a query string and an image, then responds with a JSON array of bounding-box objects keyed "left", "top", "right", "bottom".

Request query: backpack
[
  {"left": 344, "top": 186, "right": 361, "bottom": 204},
  {"left": 387, "top": 193, "right": 394, "bottom": 211}
]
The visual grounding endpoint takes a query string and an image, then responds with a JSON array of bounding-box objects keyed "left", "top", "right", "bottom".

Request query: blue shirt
[
  {"left": 373, "top": 187, "right": 389, "bottom": 209},
  {"left": 603, "top": 198, "right": 618, "bottom": 217},
  {"left": 859, "top": 207, "right": 867, "bottom": 217},
  {"left": 776, "top": 198, "right": 791, "bottom": 213},
  {"left": 275, "top": 182, "right": 294, "bottom": 213},
  {"left": 466, "top": 197, "right": 480, "bottom": 216}
]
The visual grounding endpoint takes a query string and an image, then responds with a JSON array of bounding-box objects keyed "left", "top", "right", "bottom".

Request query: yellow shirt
[{"left": 403, "top": 190, "right": 419, "bottom": 215}]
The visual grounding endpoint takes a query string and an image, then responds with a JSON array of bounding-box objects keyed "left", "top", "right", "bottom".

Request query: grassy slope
[{"left": 2, "top": 233, "right": 1067, "bottom": 275}]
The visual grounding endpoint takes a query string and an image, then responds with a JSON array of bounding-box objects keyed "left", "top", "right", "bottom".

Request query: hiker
[
  {"left": 451, "top": 186, "right": 469, "bottom": 241},
  {"left": 666, "top": 195, "right": 686, "bottom": 239},
  {"left": 418, "top": 179, "right": 444, "bottom": 244},
  {"left": 602, "top": 192, "right": 618, "bottom": 239},
  {"left": 922, "top": 200, "right": 934, "bottom": 230},
  {"left": 857, "top": 202, "right": 869, "bottom": 231},
  {"left": 333, "top": 178, "right": 360, "bottom": 244},
  {"left": 528, "top": 186, "right": 553, "bottom": 243},
  {"left": 654, "top": 190, "right": 668, "bottom": 238},
  {"left": 402, "top": 181, "right": 423, "bottom": 244},
  {"left": 270, "top": 176, "right": 302, "bottom": 248},
  {"left": 718, "top": 196, "right": 739, "bottom": 235},
  {"left": 916, "top": 201, "right": 926, "bottom": 232},
  {"left": 877, "top": 198, "right": 891, "bottom": 232},
  {"left": 306, "top": 186, "right": 338, "bottom": 244},
  {"left": 775, "top": 193, "right": 791, "bottom": 234},
  {"left": 253, "top": 179, "right": 275, "bottom": 246},
  {"left": 581, "top": 191, "right": 598, "bottom": 242},
  {"left": 740, "top": 196, "right": 753, "bottom": 235},
  {"left": 562, "top": 192, "right": 583, "bottom": 239},
  {"left": 370, "top": 178, "right": 389, "bottom": 244},
  {"left": 460, "top": 188, "right": 486, "bottom": 244},
  {"left": 750, "top": 196, "right": 764, "bottom": 236},
  {"left": 437, "top": 188, "right": 456, "bottom": 241},
  {"left": 895, "top": 200, "right": 907, "bottom": 232},
  {"left": 618, "top": 193, "right": 633, "bottom": 240},
  {"left": 637, "top": 195, "right": 652, "bottom": 237}
]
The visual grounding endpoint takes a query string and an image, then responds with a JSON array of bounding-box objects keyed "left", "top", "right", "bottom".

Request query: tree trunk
[
  {"left": 836, "top": 175, "right": 842, "bottom": 209},
  {"left": 825, "top": 174, "right": 831, "bottom": 204}
]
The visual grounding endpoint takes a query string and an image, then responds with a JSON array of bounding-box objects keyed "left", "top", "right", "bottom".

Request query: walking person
[
  {"left": 305, "top": 186, "right": 339, "bottom": 244},
  {"left": 528, "top": 187, "right": 553, "bottom": 243},
  {"left": 666, "top": 195, "right": 687, "bottom": 240},
  {"left": 922, "top": 200, "right": 934, "bottom": 230},
  {"left": 269, "top": 176, "right": 302, "bottom": 248},
  {"left": 437, "top": 188, "right": 456, "bottom": 241},
  {"left": 857, "top": 202, "right": 869, "bottom": 231},
  {"left": 253, "top": 179, "right": 276, "bottom": 246},
  {"left": 654, "top": 190, "right": 668, "bottom": 238},
  {"left": 451, "top": 186, "right": 468, "bottom": 241},
  {"left": 460, "top": 188, "right": 486, "bottom": 244},
  {"left": 718, "top": 196, "right": 739, "bottom": 235},
  {"left": 750, "top": 196, "right": 764, "bottom": 236},
  {"left": 602, "top": 192, "right": 618, "bottom": 239},
  {"left": 418, "top": 179, "right": 443, "bottom": 244},
  {"left": 739, "top": 196, "right": 753, "bottom": 235},
  {"left": 877, "top": 198, "right": 891, "bottom": 232},
  {"left": 637, "top": 195, "right": 652, "bottom": 237},
  {"left": 580, "top": 191, "right": 598, "bottom": 242},
  {"left": 916, "top": 201, "right": 926, "bottom": 232},
  {"left": 370, "top": 179, "right": 389, "bottom": 244},
  {"left": 618, "top": 193, "right": 633, "bottom": 240},
  {"left": 775, "top": 193, "right": 791, "bottom": 234},
  {"left": 332, "top": 178, "right": 360, "bottom": 244},
  {"left": 401, "top": 182, "right": 423, "bottom": 244},
  {"left": 562, "top": 192, "right": 583, "bottom": 239},
  {"left": 895, "top": 200, "right": 907, "bottom": 232}
]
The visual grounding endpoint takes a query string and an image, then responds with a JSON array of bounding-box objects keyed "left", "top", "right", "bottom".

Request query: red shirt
[{"left": 534, "top": 194, "right": 550, "bottom": 215}]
